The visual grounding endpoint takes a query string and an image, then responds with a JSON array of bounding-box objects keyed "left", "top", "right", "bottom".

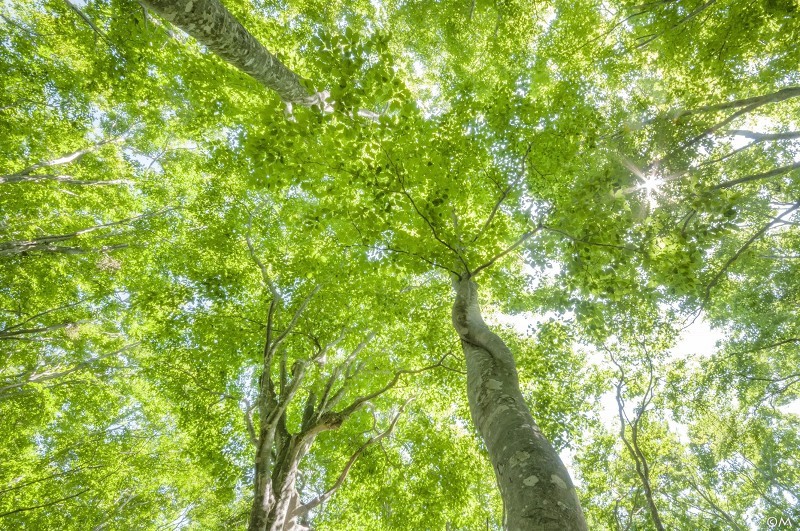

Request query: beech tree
[{"left": 2, "top": 0, "right": 799, "bottom": 529}]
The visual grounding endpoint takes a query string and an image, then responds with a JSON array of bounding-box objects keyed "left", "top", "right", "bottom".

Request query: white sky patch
[
  {"left": 779, "top": 398, "right": 800, "bottom": 417},
  {"left": 728, "top": 116, "right": 778, "bottom": 149},
  {"left": 536, "top": 6, "right": 557, "bottom": 31},
  {"left": 670, "top": 316, "right": 723, "bottom": 363},
  {"left": 559, "top": 446, "right": 581, "bottom": 487},
  {"left": 487, "top": 309, "right": 569, "bottom": 337},
  {"left": 124, "top": 148, "right": 164, "bottom": 174},
  {"left": 522, "top": 261, "right": 562, "bottom": 291}
]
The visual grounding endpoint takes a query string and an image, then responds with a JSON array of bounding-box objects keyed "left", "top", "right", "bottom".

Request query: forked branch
[
  {"left": 292, "top": 398, "right": 413, "bottom": 518},
  {"left": 471, "top": 143, "right": 533, "bottom": 244}
]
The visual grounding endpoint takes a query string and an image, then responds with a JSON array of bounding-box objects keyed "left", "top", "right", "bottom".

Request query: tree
[
  {"left": 2, "top": 0, "right": 799, "bottom": 529},
  {"left": 137, "top": 2, "right": 586, "bottom": 526}
]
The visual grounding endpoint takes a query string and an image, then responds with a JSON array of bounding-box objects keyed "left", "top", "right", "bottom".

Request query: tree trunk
[
  {"left": 452, "top": 278, "right": 587, "bottom": 531},
  {"left": 249, "top": 430, "right": 276, "bottom": 531},
  {"left": 266, "top": 436, "right": 314, "bottom": 531},
  {"left": 140, "top": 0, "right": 319, "bottom": 106}
]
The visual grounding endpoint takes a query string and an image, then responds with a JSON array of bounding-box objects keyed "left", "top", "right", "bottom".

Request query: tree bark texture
[
  {"left": 452, "top": 278, "right": 587, "bottom": 531},
  {"left": 140, "top": 0, "right": 319, "bottom": 105}
]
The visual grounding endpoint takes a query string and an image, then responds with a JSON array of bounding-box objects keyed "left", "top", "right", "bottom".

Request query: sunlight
[
  {"left": 638, "top": 173, "right": 664, "bottom": 194},
  {"left": 620, "top": 157, "right": 665, "bottom": 206},
  {"left": 637, "top": 172, "right": 664, "bottom": 208}
]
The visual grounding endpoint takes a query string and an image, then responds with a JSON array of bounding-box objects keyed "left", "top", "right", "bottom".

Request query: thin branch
[
  {"left": 610, "top": 350, "right": 665, "bottom": 531},
  {"left": 62, "top": 0, "right": 113, "bottom": 46},
  {"left": 245, "top": 211, "right": 278, "bottom": 298},
  {"left": 686, "top": 478, "right": 744, "bottom": 531},
  {"left": 382, "top": 146, "right": 470, "bottom": 274},
  {"left": 471, "top": 225, "right": 542, "bottom": 278},
  {"left": 651, "top": 88, "right": 800, "bottom": 167},
  {"left": 1, "top": 298, "right": 93, "bottom": 331},
  {"left": 0, "top": 208, "right": 169, "bottom": 256},
  {"left": 0, "top": 465, "right": 103, "bottom": 496},
  {"left": 673, "top": 86, "right": 800, "bottom": 120},
  {"left": 334, "top": 354, "right": 448, "bottom": 421},
  {"left": 0, "top": 343, "right": 139, "bottom": 396},
  {"left": 726, "top": 338, "right": 800, "bottom": 359},
  {"left": 372, "top": 244, "right": 460, "bottom": 276},
  {"left": 6, "top": 243, "right": 130, "bottom": 256},
  {"left": 318, "top": 332, "right": 376, "bottom": 415},
  {"left": 313, "top": 327, "right": 347, "bottom": 364},
  {"left": 264, "top": 359, "right": 310, "bottom": 430},
  {"left": 6, "top": 129, "right": 131, "bottom": 178},
  {"left": 293, "top": 398, "right": 413, "bottom": 518},
  {"left": 0, "top": 174, "right": 133, "bottom": 186},
  {"left": 740, "top": 372, "right": 800, "bottom": 385},
  {"left": 725, "top": 130, "right": 800, "bottom": 141},
  {"left": 0, "top": 320, "right": 88, "bottom": 339},
  {"left": 0, "top": 489, "right": 90, "bottom": 518},
  {"left": 679, "top": 100, "right": 765, "bottom": 155},
  {"left": 543, "top": 225, "right": 641, "bottom": 253},
  {"left": 635, "top": 0, "right": 716, "bottom": 49},
  {"left": 471, "top": 143, "right": 532, "bottom": 244},
  {"left": 703, "top": 201, "right": 800, "bottom": 302},
  {"left": 710, "top": 161, "right": 800, "bottom": 190},
  {"left": 0, "top": 13, "right": 42, "bottom": 36},
  {"left": 242, "top": 399, "right": 258, "bottom": 447},
  {"left": 270, "top": 285, "right": 322, "bottom": 355}
]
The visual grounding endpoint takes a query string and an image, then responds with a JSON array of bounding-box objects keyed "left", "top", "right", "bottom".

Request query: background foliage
[{"left": 1, "top": 0, "right": 798, "bottom": 528}]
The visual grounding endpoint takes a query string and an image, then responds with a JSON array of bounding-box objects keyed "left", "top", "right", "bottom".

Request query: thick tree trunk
[
  {"left": 452, "top": 278, "right": 587, "bottom": 531},
  {"left": 249, "top": 432, "right": 276, "bottom": 531},
  {"left": 140, "top": 0, "right": 319, "bottom": 105},
  {"left": 266, "top": 436, "right": 313, "bottom": 531}
]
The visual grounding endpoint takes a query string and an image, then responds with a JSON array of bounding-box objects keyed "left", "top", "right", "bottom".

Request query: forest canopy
[{"left": 1, "top": 0, "right": 799, "bottom": 529}]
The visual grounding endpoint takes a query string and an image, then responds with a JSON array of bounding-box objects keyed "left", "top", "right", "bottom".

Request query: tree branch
[
  {"left": 318, "top": 332, "right": 376, "bottom": 415},
  {"left": 0, "top": 173, "right": 133, "bottom": 186},
  {"left": 270, "top": 285, "right": 322, "bottom": 356},
  {"left": 725, "top": 129, "right": 800, "bottom": 141},
  {"left": 709, "top": 161, "right": 800, "bottom": 190},
  {"left": 0, "top": 209, "right": 169, "bottom": 256},
  {"left": 471, "top": 143, "right": 532, "bottom": 244},
  {"left": 245, "top": 211, "right": 279, "bottom": 298},
  {"left": 673, "top": 86, "right": 800, "bottom": 119},
  {"left": 293, "top": 398, "right": 412, "bottom": 518},
  {"left": 5, "top": 129, "right": 131, "bottom": 178},
  {"left": 635, "top": 0, "right": 716, "bottom": 49},
  {"left": 703, "top": 201, "right": 800, "bottom": 302},
  {"left": 242, "top": 399, "right": 258, "bottom": 447},
  {"left": 0, "top": 342, "right": 140, "bottom": 397},
  {"left": 609, "top": 350, "right": 665, "bottom": 531},
  {"left": 140, "top": 0, "right": 323, "bottom": 106},
  {"left": 0, "top": 320, "right": 88, "bottom": 339},
  {"left": 334, "top": 354, "right": 448, "bottom": 422},
  {"left": 0, "top": 489, "right": 90, "bottom": 518},
  {"left": 62, "top": 0, "right": 114, "bottom": 45},
  {"left": 383, "top": 147, "right": 471, "bottom": 275},
  {"left": 471, "top": 225, "right": 542, "bottom": 278},
  {"left": 542, "top": 225, "right": 641, "bottom": 253}
]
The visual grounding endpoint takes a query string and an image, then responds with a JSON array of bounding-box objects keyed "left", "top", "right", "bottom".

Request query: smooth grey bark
[
  {"left": 452, "top": 278, "right": 587, "bottom": 531},
  {"left": 0, "top": 173, "right": 132, "bottom": 185},
  {"left": 140, "top": 0, "right": 320, "bottom": 106},
  {"left": 0, "top": 210, "right": 167, "bottom": 256},
  {"left": 1, "top": 131, "right": 129, "bottom": 182}
]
